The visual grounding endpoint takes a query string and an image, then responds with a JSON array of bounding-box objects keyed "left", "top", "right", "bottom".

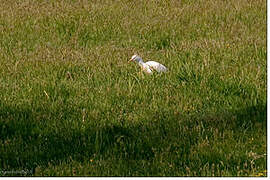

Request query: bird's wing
[{"left": 145, "top": 61, "right": 167, "bottom": 72}]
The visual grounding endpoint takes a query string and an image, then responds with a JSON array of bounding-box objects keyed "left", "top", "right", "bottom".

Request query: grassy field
[{"left": 0, "top": 0, "right": 266, "bottom": 177}]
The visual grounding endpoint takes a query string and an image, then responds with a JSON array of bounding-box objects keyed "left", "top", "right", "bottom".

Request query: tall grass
[{"left": 0, "top": 0, "right": 266, "bottom": 176}]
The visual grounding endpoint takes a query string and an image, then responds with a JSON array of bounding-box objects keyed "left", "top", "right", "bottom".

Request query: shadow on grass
[
  {"left": 0, "top": 101, "right": 266, "bottom": 176},
  {"left": 0, "top": 104, "right": 157, "bottom": 174}
]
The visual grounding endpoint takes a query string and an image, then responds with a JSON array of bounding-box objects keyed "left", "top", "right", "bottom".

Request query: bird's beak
[{"left": 128, "top": 58, "right": 133, "bottom": 63}]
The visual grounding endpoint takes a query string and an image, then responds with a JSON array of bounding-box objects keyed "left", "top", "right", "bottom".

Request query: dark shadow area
[
  {"left": 0, "top": 100, "right": 266, "bottom": 176},
  {"left": 0, "top": 104, "right": 157, "bottom": 175}
]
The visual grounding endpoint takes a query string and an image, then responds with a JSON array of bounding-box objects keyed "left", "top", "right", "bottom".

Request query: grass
[{"left": 0, "top": 0, "right": 266, "bottom": 177}]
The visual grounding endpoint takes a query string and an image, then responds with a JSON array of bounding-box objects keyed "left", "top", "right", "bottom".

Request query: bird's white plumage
[
  {"left": 141, "top": 63, "right": 153, "bottom": 74},
  {"left": 145, "top": 61, "right": 167, "bottom": 73},
  {"left": 129, "top": 54, "right": 167, "bottom": 74}
]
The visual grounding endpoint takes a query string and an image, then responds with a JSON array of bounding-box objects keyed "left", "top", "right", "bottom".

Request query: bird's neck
[{"left": 136, "top": 59, "right": 144, "bottom": 66}]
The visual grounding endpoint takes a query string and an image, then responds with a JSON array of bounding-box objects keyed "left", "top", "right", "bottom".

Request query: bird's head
[{"left": 129, "top": 54, "right": 143, "bottom": 63}]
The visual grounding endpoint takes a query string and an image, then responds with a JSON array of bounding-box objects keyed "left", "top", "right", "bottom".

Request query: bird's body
[{"left": 129, "top": 55, "right": 167, "bottom": 74}]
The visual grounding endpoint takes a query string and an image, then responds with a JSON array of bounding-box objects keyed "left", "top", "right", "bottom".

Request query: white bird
[{"left": 129, "top": 54, "right": 167, "bottom": 74}]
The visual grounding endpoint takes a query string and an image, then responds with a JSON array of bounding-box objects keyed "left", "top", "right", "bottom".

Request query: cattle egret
[{"left": 129, "top": 54, "right": 167, "bottom": 74}]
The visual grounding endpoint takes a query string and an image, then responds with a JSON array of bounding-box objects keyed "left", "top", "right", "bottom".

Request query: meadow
[{"left": 0, "top": 0, "right": 266, "bottom": 176}]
